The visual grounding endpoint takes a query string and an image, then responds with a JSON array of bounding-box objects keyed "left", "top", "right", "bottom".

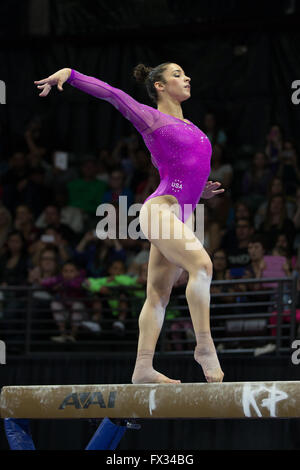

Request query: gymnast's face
[{"left": 156, "top": 63, "right": 191, "bottom": 103}]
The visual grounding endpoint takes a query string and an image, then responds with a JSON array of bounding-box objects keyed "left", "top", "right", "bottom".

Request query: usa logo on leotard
[{"left": 171, "top": 179, "right": 183, "bottom": 192}]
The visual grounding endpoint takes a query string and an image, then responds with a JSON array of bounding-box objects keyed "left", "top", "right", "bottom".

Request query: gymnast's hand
[
  {"left": 201, "top": 181, "right": 225, "bottom": 199},
  {"left": 34, "top": 68, "right": 71, "bottom": 97}
]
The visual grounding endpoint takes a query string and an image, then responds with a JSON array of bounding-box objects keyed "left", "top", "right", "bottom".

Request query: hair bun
[{"left": 133, "top": 64, "right": 152, "bottom": 84}]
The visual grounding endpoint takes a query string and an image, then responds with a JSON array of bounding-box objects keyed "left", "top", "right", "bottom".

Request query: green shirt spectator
[{"left": 67, "top": 156, "right": 108, "bottom": 214}]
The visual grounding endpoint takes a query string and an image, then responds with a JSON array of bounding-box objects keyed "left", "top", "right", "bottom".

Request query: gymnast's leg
[
  {"left": 135, "top": 199, "right": 224, "bottom": 383},
  {"left": 132, "top": 242, "right": 183, "bottom": 384}
]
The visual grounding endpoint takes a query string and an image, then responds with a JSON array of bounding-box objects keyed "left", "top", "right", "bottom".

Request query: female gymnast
[{"left": 34, "top": 63, "right": 225, "bottom": 383}]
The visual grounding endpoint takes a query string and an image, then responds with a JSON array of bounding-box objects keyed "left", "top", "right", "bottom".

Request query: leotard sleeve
[{"left": 67, "top": 69, "right": 155, "bottom": 133}]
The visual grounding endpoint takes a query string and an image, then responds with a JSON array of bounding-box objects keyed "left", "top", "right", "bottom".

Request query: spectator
[
  {"left": 52, "top": 187, "right": 84, "bottom": 235},
  {"left": 265, "top": 124, "right": 283, "bottom": 171},
  {"left": 0, "top": 230, "right": 29, "bottom": 335},
  {"left": 277, "top": 140, "right": 300, "bottom": 197},
  {"left": 74, "top": 231, "right": 126, "bottom": 277},
  {"left": 241, "top": 151, "right": 272, "bottom": 210},
  {"left": 221, "top": 217, "right": 253, "bottom": 273},
  {"left": 129, "top": 147, "right": 151, "bottom": 194},
  {"left": 34, "top": 204, "right": 76, "bottom": 244},
  {"left": 29, "top": 225, "right": 74, "bottom": 267},
  {"left": 41, "top": 261, "right": 87, "bottom": 343},
  {"left": 135, "top": 166, "right": 160, "bottom": 204},
  {"left": 259, "top": 194, "right": 296, "bottom": 251},
  {"left": 23, "top": 117, "right": 48, "bottom": 161},
  {"left": 209, "top": 144, "right": 233, "bottom": 189},
  {"left": 43, "top": 150, "right": 78, "bottom": 189},
  {"left": 83, "top": 259, "right": 142, "bottom": 334},
  {"left": 202, "top": 112, "right": 227, "bottom": 147},
  {"left": 0, "top": 230, "right": 29, "bottom": 288},
  {"left": 1, "top": 151, "right": 30, "bottom": 214},
  {"left": 127, "top": 240, "right": 150, "bottom": 276},
  {"left": 0, "top": 204, "right": 12, "bottom": 256},
  {"left": 102, "top": 168, "right": 134, "bottom": 208},
  {"left": 211, "top": 249, "right": 235, "bottom": 303},
  {"left": 14, "top": 204, "right": 40, "bottom": 249},
  {"left": 67, "top": 155, "right": 108, "bottom": 216},
  {"left": 203, "top": 206, "right": 222, "bottom": 255},
  {"left": 255, "top": 177, "right": 294, "bottom": 229},
  {"left": 28, "top": 246, "right": 60, "bottom": 338},
  {"left": 272, "top": 233, "right": 296, "bottom": 272},
  {"left": 227, "top": 200, "right": 252, "bottom": 230},
  {"left": 210, "top": 249, "right": 235, "bottom": 346}
]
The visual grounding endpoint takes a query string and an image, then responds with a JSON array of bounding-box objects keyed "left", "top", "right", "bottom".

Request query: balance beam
[{"left": 1, "top": 381, "right": 300, "bottom": 419}]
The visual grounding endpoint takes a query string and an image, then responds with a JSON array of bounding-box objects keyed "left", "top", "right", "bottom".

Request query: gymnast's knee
[
  {"left": 146, "top": 284, "right": 171, "bottom": 310},
  {"left": 189, "top": 258, "right": 213, "bottom": 281}
]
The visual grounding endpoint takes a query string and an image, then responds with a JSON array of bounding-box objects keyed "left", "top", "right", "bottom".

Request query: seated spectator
[
  {"left": 28, "top": 246, "right": 60, "bottom": 338},
  {"left": 111, "top": 136, "right": 138, "bottom": 181},
  {"left": 255, "top": 177, "right": 294, "bottom": 229},
  {"left": 241, "top": 151, "right": 272, "bottom": 210},
  {"left": 29, "top": 225, "right": 74, "bottom": 267},
  {"left": 202, "top": 112, "right": 227, "bottom": 147},
  {"left": 74, "top": 231, "right": 126, "bottom": 277},
  {"left": 210, "top": 249, "right": 236, "bottom": 346},
  {"left": 0, "top": 230, "right": 29, "bottom": 338},
  {"left": 28, "top": 245, "right": 60, "bottom": 293},
  {"left": 14, "top": 204, "right": 40, "bottom": 249},
  {"left": 129, "top": 146, "right": 151, "bottom": 194},
  {"left": 135, "top": 166, "right": 160, "bottom": 204},
  {"left": 95, "top": 159, "right": 110, "bottom": 184},
  {"left": 83, "top": 259, "right": 144, "bottom": 335},
  {"left": 127, "top": 240, "right": 150, "bottom": 276},
  {"left": 23, "top": 116, "right": 48, "bottom": 162},
  {"left": 272, "top": 232, "right": 296, "bottom": 271},
  {"left": 102, "top": 168, "right": 134, "bottom": 208},
  {"left": 277, "top": 140, "right": 300, "bottom": 197},
  {"left": 1, "top": 151, "right": 31, "bottom": 214},
  {"left": 40, "top": 261, "right": 87, "bottom": 343},
  {"left": 34, "top": 204, "right": 77, "bottom": 244},
  {"left": 209, "top": 144, "right": 233, "bottom": 189},
  {"left": 259, "top": 194, "right": 296, "bottom": 251},
  {"left": 43, "top": 150, "right": 78, "bottom": 188},
  {"left": 221, "top": 217, "right": 253, "bottom": 274},
  {"left": 264, "top": 124, "right": 283, "bottom": 172},
  {"left": 52, "top": 187, "right": 84, "bottom": 235},
  {"left": 203, "top": 206, "right": 222, "bottom": 255},
  {"left": 0, "top": 204, "right": 12, "bottom": 256},
  {"left": 226, "top": 200, "right": 252, "bottom": 230},
  {"left": 67, "top": 155, "right": 108, "bottom": 216},
  {"left": 244, "top": 233, "right": 290, "bottom": 289},
  {"left": 0, "top": 230, "right": 29, "bottom": 289}
]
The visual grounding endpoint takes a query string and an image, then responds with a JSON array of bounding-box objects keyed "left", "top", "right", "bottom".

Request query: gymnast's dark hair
[{"left": 133, "top": 62, "right": 171, "bottom": 104}]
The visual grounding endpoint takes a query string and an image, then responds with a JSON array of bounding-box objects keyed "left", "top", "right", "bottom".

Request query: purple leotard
[{"left": 67, "top": 69, "right": 212, "bottom": 222}]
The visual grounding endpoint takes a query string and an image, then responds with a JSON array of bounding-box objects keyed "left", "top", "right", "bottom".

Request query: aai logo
[{"left": 59, "top": 391, "right": 116, "bottom": 409}]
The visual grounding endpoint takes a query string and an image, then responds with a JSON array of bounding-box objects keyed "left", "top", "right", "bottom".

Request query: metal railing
[{"left": 0, "top": 275, "right": 298, "bottom": 356}]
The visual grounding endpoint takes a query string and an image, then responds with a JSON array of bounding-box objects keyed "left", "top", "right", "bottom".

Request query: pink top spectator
[{"left": 67, "top": 69, "right": 212, "bottom": 222}]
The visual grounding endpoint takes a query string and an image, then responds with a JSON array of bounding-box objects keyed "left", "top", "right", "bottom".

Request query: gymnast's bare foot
[
  {"left": 132, "top": 368, "right": 181, "bottom": 384},
  {"left": 194, "top": 332, "right": 224, "bottom": 383}
]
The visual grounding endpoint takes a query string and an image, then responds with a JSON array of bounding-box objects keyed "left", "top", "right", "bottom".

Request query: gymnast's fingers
[
  {"left": 38, "top": 83, "right": 52, "bottom": 97},
  {"left": 34, "top": 77, "right": 50, "bottom": 85}
]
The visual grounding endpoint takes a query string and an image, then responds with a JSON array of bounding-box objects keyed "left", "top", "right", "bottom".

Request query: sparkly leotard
[{"left": 67, "top": 69, "right": 212, "bottom": 222}]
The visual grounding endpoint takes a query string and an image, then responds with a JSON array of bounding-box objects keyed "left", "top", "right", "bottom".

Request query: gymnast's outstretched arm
[{"left": 34, "top": 68, "right": 156, "bottom": 133}]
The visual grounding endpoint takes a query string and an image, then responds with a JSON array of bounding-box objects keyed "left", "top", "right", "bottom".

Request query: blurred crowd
[{"left": 1, "top": 112, "right": 300, "bottom": 349}]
